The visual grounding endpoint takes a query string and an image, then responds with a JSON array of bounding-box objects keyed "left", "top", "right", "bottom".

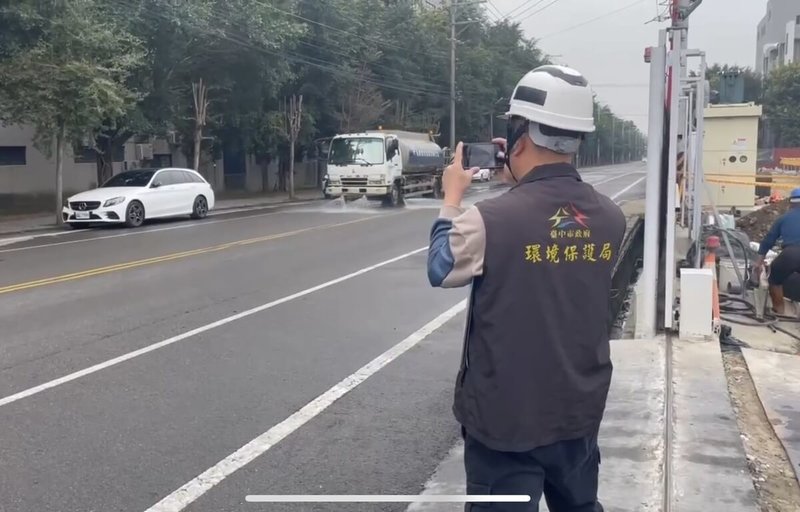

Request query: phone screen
[{"left": 463, "top": 143, "right": 504, "bottom": 170}]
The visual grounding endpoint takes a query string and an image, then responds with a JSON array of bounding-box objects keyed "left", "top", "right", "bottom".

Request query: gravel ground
[{"left": 722, "top": 348, "right": 800, "bottom": 512}]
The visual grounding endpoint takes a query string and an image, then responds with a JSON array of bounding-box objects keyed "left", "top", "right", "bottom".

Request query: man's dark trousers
[{"left": 463, "top": 430, "right": 604, "bottom": 512}]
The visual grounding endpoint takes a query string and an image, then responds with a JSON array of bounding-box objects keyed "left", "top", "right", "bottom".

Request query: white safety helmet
[{"left": 506, "top": 65, "right": 596, "bottom": 134}]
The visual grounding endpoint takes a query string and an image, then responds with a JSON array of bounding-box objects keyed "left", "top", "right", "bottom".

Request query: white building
[
  {"left": 0, "top": 123, "right": 193, "bottom": 197},
  {"left": 756, "top": 0, "right": 800, "bottom": 75},
  {"left": 0, "top": 122, "right": 321, "bottom": 201}
]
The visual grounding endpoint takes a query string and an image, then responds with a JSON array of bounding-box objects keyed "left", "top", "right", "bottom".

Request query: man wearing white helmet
[{"left": 428, "top": 65, "right": 626, "bottom": 511}]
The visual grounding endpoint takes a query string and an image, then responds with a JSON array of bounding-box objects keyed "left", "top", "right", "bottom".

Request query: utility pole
[
  {"left": 621, "top": 123, "right": 627, "bottom": 162},
  {"left": 611, "top": 117, "right": 616, "bottom": 165},
  {"left": 662, "top": 0, "right": 704, "bottom": 329},
  {"left": 449, "top": 0, "right": 456, "bottom": 150}
]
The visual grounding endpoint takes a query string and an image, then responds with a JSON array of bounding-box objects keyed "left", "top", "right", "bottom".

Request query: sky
[{"left": 487, "top": 0, "right": 770, "bottom": 132}]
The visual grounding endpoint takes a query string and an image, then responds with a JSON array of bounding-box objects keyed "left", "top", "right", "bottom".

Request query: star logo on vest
[{"left": 548, "top": 204, "right": 590, "bottom": 239}]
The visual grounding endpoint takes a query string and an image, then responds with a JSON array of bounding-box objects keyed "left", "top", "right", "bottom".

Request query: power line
[
  {"left": 537, "top": 0, "right": 647, "bottom": 40},
  {"left": 107, "top": 0, "right": 453, "bottom": 99},
  {"left": 125, "top": 0, "right": 455, "bottom": 96},
  {"left": 253, "top": 0, "right": 453, "bottom": 61},
  {"left": 485, "top": 0, "right": 504, "bottom": 20},
  {"left": 498, "top": 0, "right": 545, "bottom": 21},
  {"left": 518, "top": 0, "right": 568, "bottom": 23}
]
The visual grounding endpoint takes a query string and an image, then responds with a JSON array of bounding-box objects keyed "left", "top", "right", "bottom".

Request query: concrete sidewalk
[
  {"left": 409, "top": 339, "right": 757, "bottom": 512},
  {"left": 0, "top": 190, "right": 323, "bottom": 236}
]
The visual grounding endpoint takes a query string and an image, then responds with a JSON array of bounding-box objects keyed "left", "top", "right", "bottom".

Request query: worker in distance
[
  {"left": 754, "top": 187, "right": 800, "bottom": 316},
  {"left": 427, "top": 65, "right": 626, "bottom": 511}
]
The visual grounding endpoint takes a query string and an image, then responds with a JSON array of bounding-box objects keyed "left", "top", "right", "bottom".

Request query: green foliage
[
  {"left": 0, "top": 0, "right": 644, "bottom": 177},
  {"left": 764, "top": 63, "right": 800, "bottom": 147},
  {"left": 0, "top": 0, "right": 143, "bottom": 154},
  {"left": 706, "top": 64, "right": 762, "bottom": 103}
]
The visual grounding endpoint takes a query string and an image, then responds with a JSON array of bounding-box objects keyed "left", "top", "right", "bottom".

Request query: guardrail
[{"left": 609, "top": 216, "right": 645, "bottom": 331}]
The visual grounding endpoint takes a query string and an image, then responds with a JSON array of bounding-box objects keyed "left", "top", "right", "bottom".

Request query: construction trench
[{"left": 613, "top": 202, "right": 800, "bottom": 511}]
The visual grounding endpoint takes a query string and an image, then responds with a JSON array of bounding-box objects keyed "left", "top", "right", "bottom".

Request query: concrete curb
[{"left": 0, "top": 196, "right": 325, "bottom": 238}]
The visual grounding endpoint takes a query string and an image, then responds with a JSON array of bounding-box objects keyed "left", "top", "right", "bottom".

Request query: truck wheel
[
  {"left": 433, "top": 177, "right": 444, "bottom": 199},
  {"left": 384, "top": 183, "right": 404, "bottom": 207}
]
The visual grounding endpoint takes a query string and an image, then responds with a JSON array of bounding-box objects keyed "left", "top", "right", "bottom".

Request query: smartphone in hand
[{"left": 462, "top": 142, "right": 506, "bottom": 170}]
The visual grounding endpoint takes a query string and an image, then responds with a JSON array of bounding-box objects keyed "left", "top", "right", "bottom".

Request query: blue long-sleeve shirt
[
  {"left": 427, "top": 205, "right": 486, "bottom": 288},
  {"left": 759, "top": 207, "right": 800, "bottom": 255}
]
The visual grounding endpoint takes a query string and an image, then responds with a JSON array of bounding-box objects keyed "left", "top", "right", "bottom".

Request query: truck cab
[
  {"left": 324, "top": 130, "right": 444, "bottom": 207},
  {"left": 324, "top": 133, "right": 398, "bottom": 200}
]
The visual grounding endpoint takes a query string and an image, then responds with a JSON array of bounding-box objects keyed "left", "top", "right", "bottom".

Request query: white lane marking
[
  {"left": 611, "top": 176, "right": 647, "bottom": 200},
  {"left": 145, "top": 299, "right": 467, "bottom": 512},
  {"left": 245, "top": 495, "right": 528, "bottom": 503},
  {"left": 0, "top": 203, "right": 305, "bottom": 247},
  {"left": 0, "top": 205, "right": 345, "bottom": 254},
  {"left": 0, "top": 235, "right": 34, "bottom": 247},
  {"left": 0, "top": 247, "right": 428, "bottom": 409},
  {"left": 584, "top": 171, "right": 643, "bottom": 187}
]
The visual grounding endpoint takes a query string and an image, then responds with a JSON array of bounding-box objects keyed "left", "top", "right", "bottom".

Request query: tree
[
  {"left": 192, "top": 78, "right": 210, "bottom": 171},
  {"left": 285, "top": 95, "right": 303, "bottom": 200},
  {"left": 337, "top": 62, "right": 392, "bottom": 132},
  {"left": 2, "top": 0, "right": 644, "bottom": 212},
  {"left": 764, "top": 63, "right": 800, "bottom": 148},
  {"left": 0, "top": 0, "right": 143, "bottom": 223}
]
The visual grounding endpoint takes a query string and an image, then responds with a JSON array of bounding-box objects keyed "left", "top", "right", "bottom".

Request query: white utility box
[{"left": 680, "top": 268, "right": 714, "bottom": 341}]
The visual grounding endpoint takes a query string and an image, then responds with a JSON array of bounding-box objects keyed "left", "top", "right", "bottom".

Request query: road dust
[{"left": 289, "top": 196, "right": 388, "bottom": 215}]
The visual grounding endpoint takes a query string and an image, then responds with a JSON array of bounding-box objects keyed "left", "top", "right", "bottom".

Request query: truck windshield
[{"left": 329, "top": 137, "right": 384, "bottom": 166}]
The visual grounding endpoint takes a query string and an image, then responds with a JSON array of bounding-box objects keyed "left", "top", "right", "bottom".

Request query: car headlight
[
  {"left": 328, "top": 177, "right": 341, "bottom": 185},
  {"left": 368, "top": 176, "right": 385, "bottom": 185},
  {"left": 103, "top": 196, "right": 125, "bottom": 207}
]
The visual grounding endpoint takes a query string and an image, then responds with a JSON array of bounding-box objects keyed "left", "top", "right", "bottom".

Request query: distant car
[
  {"left": 472, "top": 168, "right": 492, "bottom": 182},
  {"left": 642, "top": 157, "right": 648, "bottom": 163},
  {"left": 62, "top": 168, "right": 215, "bottom": 229}
]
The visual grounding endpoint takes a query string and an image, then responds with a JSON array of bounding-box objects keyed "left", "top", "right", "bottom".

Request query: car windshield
[
  {"left": 328, "top": 137, "right": 384, "bottom": 166},
  {"left": 100, "top": 170, "right": 156, "bottom": 188}
]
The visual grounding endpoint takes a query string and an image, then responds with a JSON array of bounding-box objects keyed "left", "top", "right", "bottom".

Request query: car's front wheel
[
  {"left": 191, "top": 195, "right": 209, "bottom": 219},
  {"left": 125, "top": 200, "right": 145, "bottom": 228}
]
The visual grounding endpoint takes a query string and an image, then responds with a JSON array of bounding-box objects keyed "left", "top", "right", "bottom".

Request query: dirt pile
[{"left": 737, "top": 200, "right": 790, "bottom": 242}]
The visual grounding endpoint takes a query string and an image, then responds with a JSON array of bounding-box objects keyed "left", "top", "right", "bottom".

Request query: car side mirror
[{"left": 151, "top": 181, "right": 162, "bottom": 188}]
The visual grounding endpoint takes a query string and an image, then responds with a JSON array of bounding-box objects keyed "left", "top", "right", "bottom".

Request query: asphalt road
[{"left": 0, "top": 162, "right": 646, "bottom": 512}]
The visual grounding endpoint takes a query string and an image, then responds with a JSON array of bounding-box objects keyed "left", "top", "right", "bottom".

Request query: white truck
[{"left": 323, "top": 130, "right": 445, "bottom": 207}]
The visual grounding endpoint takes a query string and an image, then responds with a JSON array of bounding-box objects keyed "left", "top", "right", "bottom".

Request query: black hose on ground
[
  {"left": 717, "top": 292, "right": 800, "bottom": 342},
  {"left": 774, "top": 324, "right": 800, "bottom": 342}
]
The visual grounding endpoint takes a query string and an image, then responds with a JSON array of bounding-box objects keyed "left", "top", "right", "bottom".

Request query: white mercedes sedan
[{"left": 62, "top": 168, "right": 215, "bottom": 228}]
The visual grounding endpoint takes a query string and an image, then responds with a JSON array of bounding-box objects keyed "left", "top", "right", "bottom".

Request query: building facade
[
  {"left": 0, "top": 123, "right": 321, "bottom": 202},
  {"left": 756, "top": 0, "right": 800, "bottom": 75}
]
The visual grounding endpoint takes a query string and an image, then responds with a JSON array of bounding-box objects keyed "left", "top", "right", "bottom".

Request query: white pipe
[
  {"left": 692, "top": 54, "right": 707, "bottom": 268},
  {"left": 680, "top": 95, "right": 691, "bottom": 227},
  {"left": 639, "top": 30, "right": 668, "bottom": 339},
  {"left": 664, "top": 28, "right": 683, "bottom": 330}
]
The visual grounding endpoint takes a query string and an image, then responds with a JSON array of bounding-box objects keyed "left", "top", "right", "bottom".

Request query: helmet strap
[{"left": 505, "top": 120, "right": 530, "bottom": 183}]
